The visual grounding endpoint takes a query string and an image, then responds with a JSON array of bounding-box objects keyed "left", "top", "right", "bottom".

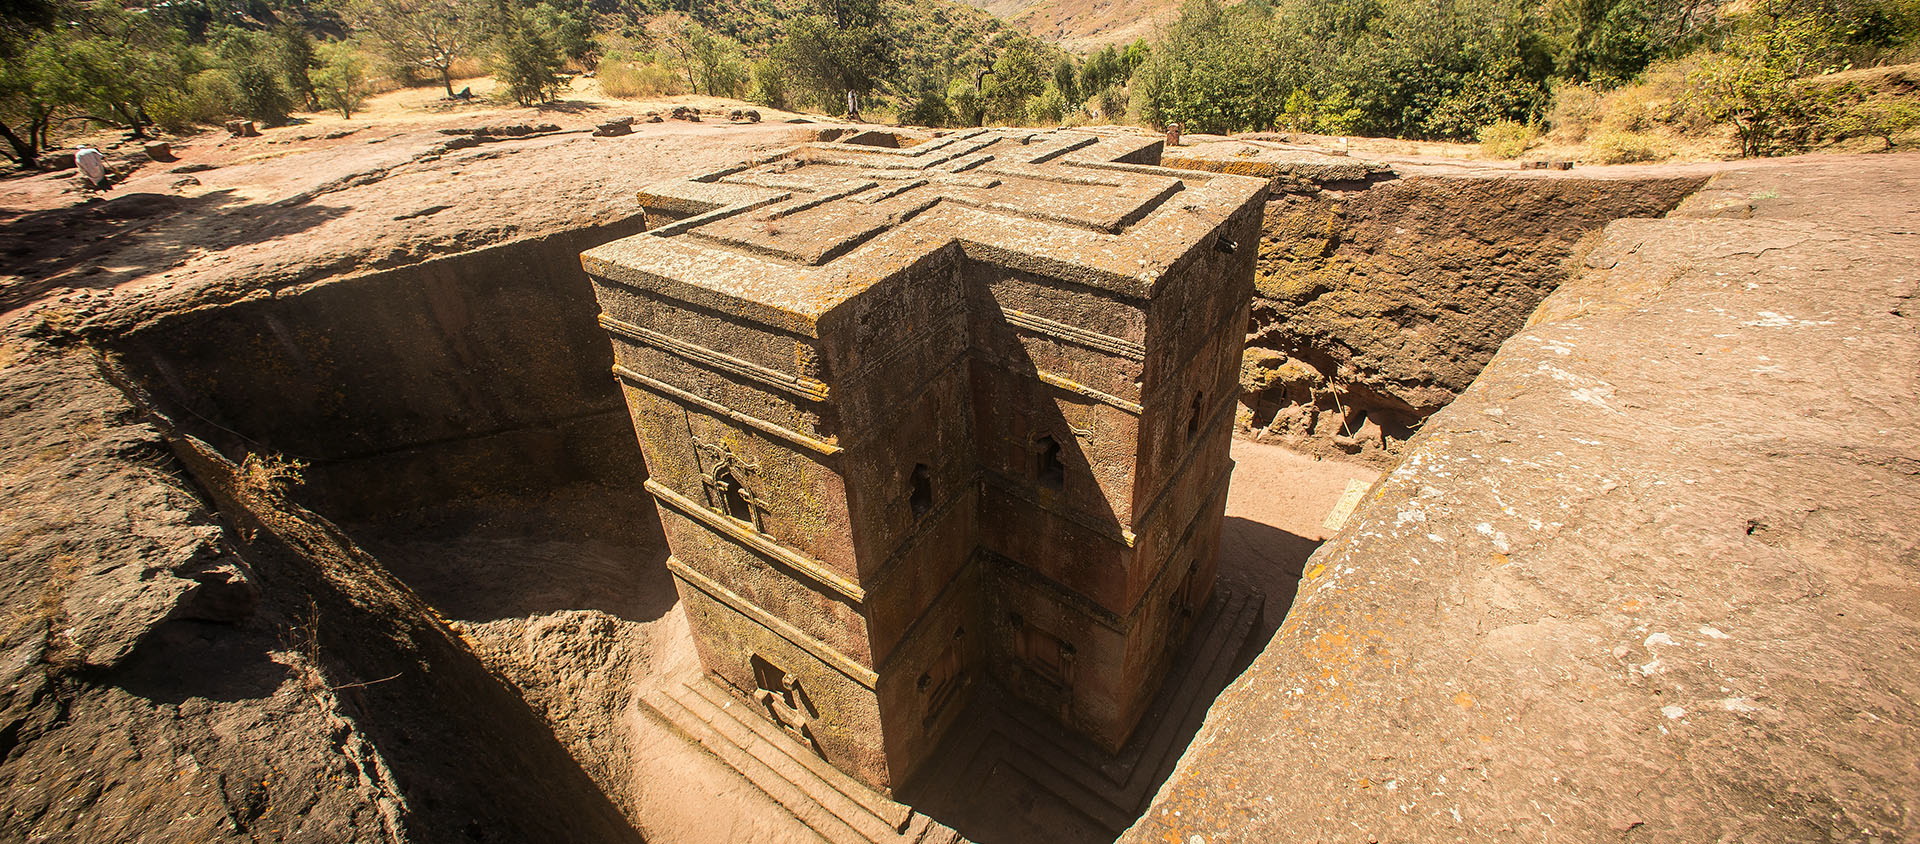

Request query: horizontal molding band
[
  {"left": 1034, "top": 369, "right": 1145, "bottom": 415},
  {"left": 612, "top": 364, "right": 842, "bottom": 457},
  {"left": 646, "top": 478, "right": 865, "bottom": 605},
  {"left": 599, "top": 314, "right": 830, "bottom": 402},
  {"left": 981, "top": 469, "right": 1137, "bottom": 548},
  {"left": 667, "top": 555, "right": 879, "bottom": 690},
  {"left": 1003, "top": 308, "right": 1146, "bottom": 362}
]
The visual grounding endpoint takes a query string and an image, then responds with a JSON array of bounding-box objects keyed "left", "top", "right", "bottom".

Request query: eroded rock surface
[
  {"left": 0, "top": 348, "right": 404, "bottom": 842},
  {"left": 1125, "top": 153, "right": 1920, "bottom": 843}
]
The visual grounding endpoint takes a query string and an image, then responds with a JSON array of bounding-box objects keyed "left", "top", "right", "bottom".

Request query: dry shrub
[
  {"left": 446, "top": 56, "right": 487, "bottom": 82},
  {"left": 241, "top": 452, "right": 309, "bottom": 498},
  {"left": 1588, "top": 129, "right": 1666, "bottom": 163},
  {"left": 1547, "top": 83, "right": 1602, "bottom": 142},
  {"left": 1549, "top": 54, "right": 1727, "bottom": 162},
  {"left": 1477, "top": 119, "right": 1540, "bottom": 158},
  {"left": 598, "top": 55, "right": 687, "bottom": 99},
  {"left": 1602, "top": 55, "right": 1718, "bottom": 135}
]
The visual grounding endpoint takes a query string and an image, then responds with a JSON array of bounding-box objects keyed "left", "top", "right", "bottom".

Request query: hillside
[
  {"left": 643, "top": 0, "right": 1045, "bottom": 86},
  {"left": 955, "top": 0, "right": 1175, "bottom": 51}
]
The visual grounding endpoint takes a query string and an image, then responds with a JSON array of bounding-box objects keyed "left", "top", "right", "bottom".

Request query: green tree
[
  {"left": 1051, "top": 55, "right": 1078, "bottom": 105},
  {"left": 899, "top": 76, "right": 952, "bottom": 125},
  {"left": 1688, "top": 9, "right": 1841, "bottom": 155},
  {"left": 1027, "top": 82, "right": 1069, "bottom": 124},
  {"left": 664, "top": 22, "right": 746, "bottom": 96},
  {"left": 772, "top": 0, "right": 896, "bottom": 118},
  {"left": 273, "top": 23, "right": 320, "bottom": 109},
  {"left": 314, "top": 40, "right": 370, "bottom": 117},
  {"left": 533, "top": 0, "right": 595, "bottom": 66},
  {"left": 485, "top": 0, "right": 568, "bottom": 105},
  {"left": 1078, "top": 44, "right": 1132, "bottom": 96},
  {"left": 749, "top": 58, "right": 787, "bottom": 109},
  {"left": 340, "top": 0, "right": 476, "bottom": 96},
  {"left": 1132, "top": 0, "right": 1284, "bottom": 133},
  {"left": 0, "top": 36, "right": 65, "bottom": 166},
  {"left": 981, "top": 39, "right": 1046, "bottom": 124},
  {"left": 36, "top": 4, "right": 196, "bottom": 138},
  {"left": 216, "top": 27, "right": 295, "bottom": 124},
  {"left": 945, "top": 76, "right": 982, "bottom": 126}
]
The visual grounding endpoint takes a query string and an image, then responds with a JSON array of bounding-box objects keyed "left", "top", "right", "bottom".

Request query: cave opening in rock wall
[{"left": 92, "top": 146, "right": 1706, "bottom": 844}]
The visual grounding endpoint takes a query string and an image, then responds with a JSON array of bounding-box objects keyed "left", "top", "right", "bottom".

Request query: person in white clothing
[{"left": 74, "top": 145, "right": 108, "bottom": 189}]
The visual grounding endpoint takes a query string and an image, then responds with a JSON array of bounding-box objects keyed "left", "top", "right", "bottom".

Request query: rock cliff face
[
  {"left": 0, "top": 349, "right": 406, "bottom": 843},
  {"left": 1243, "top": 169, "right": 1705, "bottom": 464},
  {"left": 1124, "top": 153, "right": 1920, "bottom": 844}
]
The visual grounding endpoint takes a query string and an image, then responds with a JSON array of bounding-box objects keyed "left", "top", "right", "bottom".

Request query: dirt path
[{"left": 1218, "top": 439, "right": 1382, "bottom": 636}]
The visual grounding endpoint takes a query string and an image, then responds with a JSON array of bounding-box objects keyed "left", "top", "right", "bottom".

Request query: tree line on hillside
[
  {"left": 0, "top": 0, "right": 1073, "bottom": 168},
  {"left": 4, "top": 0, "right": 1917, "bottom": 170},
  {"left": 1131, "top": 0, "right": 1920, "bottom": 151}
]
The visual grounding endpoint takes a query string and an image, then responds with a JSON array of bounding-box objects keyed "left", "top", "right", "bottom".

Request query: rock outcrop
[{"left": 1124, "top": 153, "right": 1920, "bottom": 844}]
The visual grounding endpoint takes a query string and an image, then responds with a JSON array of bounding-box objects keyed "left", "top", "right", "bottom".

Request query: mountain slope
[{"left": 955, "top": 0, "right": 1175, "bottom": 51}]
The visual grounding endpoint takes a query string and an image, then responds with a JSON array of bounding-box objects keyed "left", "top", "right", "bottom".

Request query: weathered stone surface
[
  {"left": 1163, "top": 139, "right": 1392, "bottom": 192},
  {"left": 1240, "top": 170, "right": 1707, "bottom": 464},
  {"left": 0, "top": 348, "right": 403, "bottom": 844},
  {"left": 0, "top": 351, "right": 253, "bottom": 671},
  {"left": 1124, "top": 153, "right": 1920, "bottom": 843},
  {"left": 584, "top": 128, "right": 1268, "bottom": 790}
]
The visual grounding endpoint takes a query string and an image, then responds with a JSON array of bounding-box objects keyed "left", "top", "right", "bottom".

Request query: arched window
[
  {"left": 717, "top": 467, "right": 753, "bottom": 523},
  {"left": 909, "top": 463, "right": 933, "bottom": 519},
  {"left": 1035, "top": 435, "right": 1065, "bottom": 491}
]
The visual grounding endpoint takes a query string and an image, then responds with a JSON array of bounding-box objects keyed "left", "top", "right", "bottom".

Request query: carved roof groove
[{"left": 580, "top": 129, "right": 1270, "bottom": 334}]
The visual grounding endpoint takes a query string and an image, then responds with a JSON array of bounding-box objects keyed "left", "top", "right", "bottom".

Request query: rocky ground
[
  {"left": 1, "top": 89, "right": 820, "bottom": 329},
  {"left": 1125, "top": 152, "right": 1920, "bottom": 843},
  {"left": 0, "top": 348, "right": 406, "bottom": 842}
]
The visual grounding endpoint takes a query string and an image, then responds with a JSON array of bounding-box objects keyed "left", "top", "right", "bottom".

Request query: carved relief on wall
[
  {"left": 693, "top": 436, "right": 767, "bottom": 532},
  {"left": 751, "top": 654, "right": 822, "bottom": 756}
]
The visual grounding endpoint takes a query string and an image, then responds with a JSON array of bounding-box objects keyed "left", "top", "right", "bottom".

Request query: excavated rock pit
[
  {"left": 5, "top": 124, "right": 1797, "bottom": 844},
  {"left": 1167, "top": 138, "right": 1708, "bottom": 465}
]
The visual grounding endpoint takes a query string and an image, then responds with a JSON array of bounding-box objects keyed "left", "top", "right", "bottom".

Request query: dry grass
[
  {"left": 1477, "top": 120, "right": 1542, "bottom": 158},
  {"left": 241, "top": 451, "right": 309, "bottom": 499},
  {"left": 1534, "top": 58, "right": 1920, "bottom": 163},
  {"left": 1532, "top": 55, "right": 1738, "bottom": 163}
]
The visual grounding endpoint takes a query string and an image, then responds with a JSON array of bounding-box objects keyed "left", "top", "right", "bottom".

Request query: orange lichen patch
[
  {"left": 1453, "top": 691, "right": 1477, "bottom": 710},
  {"left": 1619, "top": 599, "right": 1643, "bottom": 613}
]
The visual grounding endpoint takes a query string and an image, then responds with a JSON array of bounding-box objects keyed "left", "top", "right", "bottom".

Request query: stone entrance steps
[
  {"left": 897, "top": 586, "right": 1265, "bottom": 843},
  {"left": 640, "top": 584, "right": 1263, "bottom": 844},
  {"left": 641, "top": 677, "right": 963, "bottom": 844}
]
